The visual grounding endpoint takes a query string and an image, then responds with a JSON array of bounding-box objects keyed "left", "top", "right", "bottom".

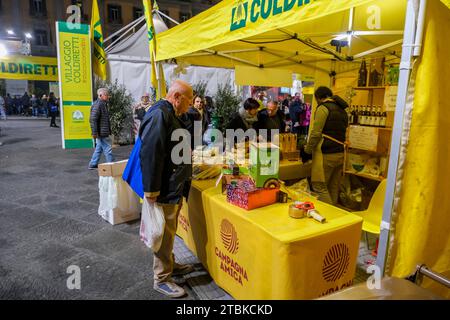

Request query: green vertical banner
[{"left": 56, "top": 21, "right": 94, "bottom": 149}]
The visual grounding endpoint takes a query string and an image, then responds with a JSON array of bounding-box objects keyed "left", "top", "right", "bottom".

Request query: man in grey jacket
[{"left": 88, "top": 88, "right": 115, "bottom": 169}]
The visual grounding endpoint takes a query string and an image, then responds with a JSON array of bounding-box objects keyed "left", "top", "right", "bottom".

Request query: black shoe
[
  {"left": 88, "top": 165, "right": 98, "bottom": 170},
  {"left": 54, "top": 125, "right": 59, "bottom": 128}
]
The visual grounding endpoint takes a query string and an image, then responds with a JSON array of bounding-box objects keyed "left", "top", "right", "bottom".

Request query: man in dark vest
[{"left": 301, "top": 86, "right": 348, "bottom": 205}]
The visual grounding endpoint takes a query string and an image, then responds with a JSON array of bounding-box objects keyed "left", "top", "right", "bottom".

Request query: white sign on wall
[
  {"left": 384, "top": 85, "right": 398, "bottom": 111},
  {"left": 348, "top": 125, "right": 379, "bottom": 152}
]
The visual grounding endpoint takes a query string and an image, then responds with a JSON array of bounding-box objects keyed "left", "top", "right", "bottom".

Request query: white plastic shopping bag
[
  {"left": 140, "top": 198, "right": 165, "bottom": 251},
  {"left": 98, "top": 176, "right": 118, "bottom": 219}
]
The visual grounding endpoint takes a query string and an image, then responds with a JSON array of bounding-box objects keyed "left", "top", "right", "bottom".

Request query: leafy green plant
[
  {"left": 94, "top": 78, "right": 133, "bottom": 145},
  {"left": 193, "top": 81, "right": 208, "bottom": 98},
  {"left": 212, "top": 83, "right": 241, "bottom": 132}
]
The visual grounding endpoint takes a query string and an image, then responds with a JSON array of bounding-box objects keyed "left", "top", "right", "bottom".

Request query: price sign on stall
[
  {"left": 384, "top": 85, "right": 398, "bottom": 111},
  {"left": 348, "top": 125, "right": 379, "bottom": 151}
]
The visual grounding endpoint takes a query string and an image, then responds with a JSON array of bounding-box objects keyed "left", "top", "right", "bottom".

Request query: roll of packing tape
[{"left": 289, "top": 204, "right": 307, "bottom": 219}]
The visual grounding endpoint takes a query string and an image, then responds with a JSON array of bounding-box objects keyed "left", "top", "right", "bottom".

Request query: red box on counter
[{"left": 226, "top": 185, "right": 279, "bottom": 210}]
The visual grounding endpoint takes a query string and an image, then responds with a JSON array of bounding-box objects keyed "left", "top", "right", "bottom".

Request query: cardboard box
[
  {"left": 281, "top": 151, "right": 300, "bottom": 161},
  {"left": 249, "top": 142, "right": 280, "bottom": 188},
  {"left": 226, "top": 185, "right": 279, "bottom": 210},
  {"left": 98, "top": 160, "right": 128, "bottom": 177}
]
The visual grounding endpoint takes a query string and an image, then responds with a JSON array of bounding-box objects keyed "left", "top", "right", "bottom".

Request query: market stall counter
[
  {"left": 278, "top": 160, "right": 311, "bottom": 181},
  {"left": 177, "top": 179, "right": 363, "bottom": 299}
]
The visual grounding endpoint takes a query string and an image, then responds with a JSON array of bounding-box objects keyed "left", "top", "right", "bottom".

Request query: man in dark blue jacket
[
  {"left": 139, "top": 80, "right": 194, "bottom": 298},
  {"left": 88, "top": 88, "right": 114, "bottom": 169}
]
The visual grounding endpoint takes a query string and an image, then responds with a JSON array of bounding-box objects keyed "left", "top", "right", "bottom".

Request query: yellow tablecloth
[{"left": 177, "top": 179, "right": 362, "bottom": 300}]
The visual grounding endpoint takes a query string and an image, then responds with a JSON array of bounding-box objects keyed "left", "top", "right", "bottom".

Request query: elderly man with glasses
[{"left": 88, "top": 87, "right": 115, "bottom": 169}]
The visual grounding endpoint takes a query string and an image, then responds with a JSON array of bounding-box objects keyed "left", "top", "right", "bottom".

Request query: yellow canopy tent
[
  {"left": 156, "top": 0, "right": 450, "bottom": 298},
  {"left": 156, "top": 0, "right": 406, "bottom": 86}
]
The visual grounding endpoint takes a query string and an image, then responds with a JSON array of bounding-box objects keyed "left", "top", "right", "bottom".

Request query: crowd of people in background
[
  {"left": 130, "top": 89, "right": 311, "bottom": 148},
  {"left": 224, "top": 90, "right": 312, "bottom": 144},
  {"left": 0, "top": 92, "right": 60, "bottom": 120}
]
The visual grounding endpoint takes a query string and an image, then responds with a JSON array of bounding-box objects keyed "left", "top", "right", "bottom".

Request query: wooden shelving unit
[{"left": 344, "top": 85, "right": 393, "bottom": 183}]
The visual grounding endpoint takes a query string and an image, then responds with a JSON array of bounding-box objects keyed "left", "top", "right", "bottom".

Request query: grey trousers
[{"left": 312, "top": 152, "right": 344, "bottom": 205}]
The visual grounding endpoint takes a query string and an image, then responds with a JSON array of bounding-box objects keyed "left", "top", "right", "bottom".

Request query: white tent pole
[
  {"left": 104, "top": 16, "right": 145, "bottom": 44},
  {"left": 215, "top": 53, "right": 260, "bottom": 67},
  {"left": 265, "top": 48, "right": 331, "bottom": 59},
  {"left": 347, "top": 7, "right": 355, "bottom": 55},
  {"left": 354, "top": 35, "right": 402, "bottom": 58},
  {"left": 353, "top": 30, "right": 404, "bottom": 36},
  {"left": 277, "top": 28, "right": 348, "bottom": 61},
  {"left": 263, "top": 53, "right": 300, "bottom": 67},
  {"left": 413, "top": 0, "right": 427, "bottom": 56},
  {"left": 156, "top": 10, "right": 180, "bottom": 25},
  {"left": 105, "top": 30, "right": 139, "bottom": 53},
  {"left": 376, "top": 0, "right": 424, "bottom": 275},
  {"left": 220, "top": 48, "right": 261, "bottom": 54},
  {"left": 183, "top": 52, "right": 215, "bottom": 57},
  {"left": 202, "top": 49, "right": 260, "bottom": 67},
  {"left": 353, "top": 39, "right": 404, "bottom": 59}
]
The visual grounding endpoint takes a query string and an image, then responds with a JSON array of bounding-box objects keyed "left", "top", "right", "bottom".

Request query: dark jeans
[{"left": 50, "top": 113, "right": 57, "bottom": 127}]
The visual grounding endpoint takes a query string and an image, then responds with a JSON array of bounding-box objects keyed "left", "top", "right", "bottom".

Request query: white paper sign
[
  {"left": 384, "top": 85, "right": 398, "bottom": 111},
  {"left": 348, "top": 125, "right": 379, "bottom": 151}
]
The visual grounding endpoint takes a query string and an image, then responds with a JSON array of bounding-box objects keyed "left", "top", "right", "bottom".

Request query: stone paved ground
[
  {"left": 0, "top": 117, "right": 372, "bottom": 300},
  {"left": 0, "top": 118, "right": 197, "bottom": 300}
]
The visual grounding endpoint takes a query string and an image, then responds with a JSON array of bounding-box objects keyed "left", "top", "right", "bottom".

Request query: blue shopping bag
[{"left": 122, "top": 136, "right": 144, "bottom": 199}]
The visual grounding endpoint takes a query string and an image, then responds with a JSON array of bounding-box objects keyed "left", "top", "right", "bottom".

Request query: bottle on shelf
[
  {"left": 359, "top": 106, "right": 365, "bottom": 125},
  {"left": 371, "top": 107, "right": 377, "bottom": 127},
  {"left": 375, "top": 106, "right": 382, "bottom": 127},
  {"left": 366, "top": 106, "right": 371, "bottom": 126},
  {"left": 353, "top": 106, "right": 359, "bottom": 125},
  {"left": 380, "top": 108, "right": 387, "bottom": 127},
  {"left": 369, "top": 61, "right": 380, "bottom": 87},
  {"left": 358, "top": 58, "right": 368, "bottom": 87},
  {"left": 367, "top": 107, "right": 372, "bottom": 126},
  {"left": 364, "top": 106, "right": 370, "bottom": 126},
  {"left": 348, "top": 106, "right": 354, "bottom": 124},
  {"left": 358, "top": 105, "right": 365, "bottom": 126}
]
